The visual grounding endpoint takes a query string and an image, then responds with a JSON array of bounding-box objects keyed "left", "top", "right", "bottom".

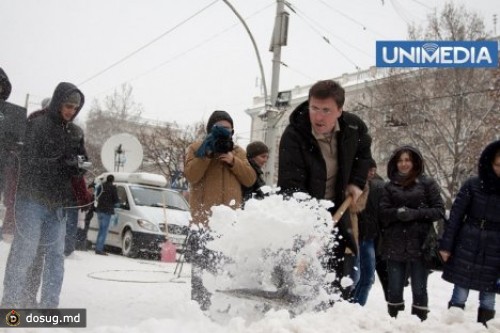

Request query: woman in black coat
[
  {"left": 439, "top": 140, "right": 500, "bottom": 327},
  {"left": 379, "top": 145, "right": 445, "bottom": 321}
]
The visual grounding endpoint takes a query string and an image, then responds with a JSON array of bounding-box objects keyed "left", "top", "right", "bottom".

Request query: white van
[{"left": 87, "top": 172, "right": 191, "bottom": 257}]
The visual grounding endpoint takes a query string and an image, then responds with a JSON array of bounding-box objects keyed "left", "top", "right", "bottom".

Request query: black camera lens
[{"left": 213, "top": 138, "right": 234, "bottom": 154}]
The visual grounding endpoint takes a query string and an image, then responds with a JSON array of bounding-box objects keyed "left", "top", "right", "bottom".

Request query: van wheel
[{"left": 122, "top": 230, "right": 138, "bottom": 257}]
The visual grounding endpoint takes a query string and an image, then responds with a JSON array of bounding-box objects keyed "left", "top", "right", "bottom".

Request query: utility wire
[
  {"left": 408, "top": 0, "right": 433, "bottom": 11},
  {"left": 91, "top": 2, "right": 274, "bottom": 98},
  {"left": 289, "top": 2, "right": 372, "bottom": 58},
  {"left": 288, "top": 3, "right": 361, "bottom": 70},
  {"left": 280, "top": 61, "right": 316, "bottom": 81},
  {"left": 390, "top": 0, "right": 426, "bottom": 25},
  {"left": 78, "top": 0, "right": 219, "bottom": 87},
  {"left": 314, "top": 0, "right": 387, "bottom": 39}
]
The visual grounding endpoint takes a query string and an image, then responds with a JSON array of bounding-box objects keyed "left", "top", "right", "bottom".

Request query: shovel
[
  {"left": 331, "top": 195, "right": 353, "bottom": 225},
  {"left": 160, "top": 191, "right": 177, "bottom": 263},
  {"left": 295, "top": 195, "right": 354, "bottom": 275}
]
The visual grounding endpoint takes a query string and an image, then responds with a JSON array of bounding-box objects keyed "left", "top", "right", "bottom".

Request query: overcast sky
[{"left": 1, "top": 0, "right": 497, "bottom": 144}]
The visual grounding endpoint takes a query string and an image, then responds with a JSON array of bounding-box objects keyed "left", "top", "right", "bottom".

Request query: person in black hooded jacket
[
  {"left": 379, "top": 145, "right": 444, "bottom": 321},
  {"left": 1, "top": 82, "right": 86, "bottom": 308},
  {"left": 0, "top": 67, "right": 14, "bottom": 214},
  {"left": 0, "top": 67, "right": 12, "bottom": 101},
  {"left": 439, "top": 140, "right": 500, "bottom": 327},
  {"left": 277, "top": 79, "right": 372, "bottom": 301}
]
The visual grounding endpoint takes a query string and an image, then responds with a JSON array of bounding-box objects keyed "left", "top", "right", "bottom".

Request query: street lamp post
[
  {"left": 222, "top": 0, "right": 288, "bottom": 185},
  {"left": 222, "top": 0, "right": 269, "bottom": 106},
  {"left": 264, "top": 0, "right": 288, "bottom": 184}
]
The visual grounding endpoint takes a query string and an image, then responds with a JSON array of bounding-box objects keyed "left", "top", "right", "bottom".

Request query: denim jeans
[
  {"left": 451, "top": 284, "right": 496, "bottom": 311},
  {"left": 353, "top": 239, "right": 376, "bottom": 305},
  {"left": 95, "top": 213, "right": 112, "bottom": 252},
  {"left": 22, "top": 245, "right": 46, "bottom": 307},
  {"left": 1, "top": 198, "right": 66, "bottom": 308},
  {"left": 64, "top": 207, "right": 79, "bottom": 256},
  {"left": 387, "top": 258, "right": 428, "bottom": 308}
]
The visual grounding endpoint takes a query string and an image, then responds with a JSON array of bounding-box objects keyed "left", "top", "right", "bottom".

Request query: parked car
[{"left": 87, "top": 172, "right": 191, "bottom": 257}]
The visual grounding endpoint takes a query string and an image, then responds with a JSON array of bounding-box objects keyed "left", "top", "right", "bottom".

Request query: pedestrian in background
[
  {"left": 76, "top": 183, "right": 96, "bottom": 251},
  {"left": 242, "top": 140, "right": 269, "bottom": 201},
  {"left": 94, "top": 174, "right": 119, "bottom": 255},
  {"left": 379, "top": 145, "right": 444, "bottom": 321},
  {"left": 439, "top": 140, "right": 500, "bottom": 327},
  {"left": 353, "top": 158, "right": 385, "bottom": 305}
]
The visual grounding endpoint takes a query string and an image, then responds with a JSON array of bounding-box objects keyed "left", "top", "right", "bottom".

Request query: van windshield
[{"left": 129, "top": 186, "right": 189, "bottom": 211}]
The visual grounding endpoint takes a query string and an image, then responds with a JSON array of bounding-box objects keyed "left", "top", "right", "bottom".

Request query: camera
[
  {"left": 213, "top": 138, "right": 234, "bottom": 154},
  {"left": 78, "top": 155, "right": 92, "bottom": 169}
]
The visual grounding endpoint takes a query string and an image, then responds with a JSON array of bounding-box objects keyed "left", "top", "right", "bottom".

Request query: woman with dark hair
[
  {"left": 439, "top": 140, "right": 500, "bottom": 327},
  {"left": 379, "top": 146, "right": 445, "bottom": 321},
  {"left": 242, "top": 141, "right": 269, "bottom": 201}
]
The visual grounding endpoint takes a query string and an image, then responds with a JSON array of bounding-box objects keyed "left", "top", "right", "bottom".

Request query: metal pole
[
  {"left": 222, "top": 0, "right": 269, "bottom": 106},
  {"left": 24, "top": 93, "right": 30, "bottom": 109},
  {"left": 269, "top": 0, "right": 286, "bottom": 107},
  {"left": 264, "top": 0, "right": 287, "bottom": 185}
]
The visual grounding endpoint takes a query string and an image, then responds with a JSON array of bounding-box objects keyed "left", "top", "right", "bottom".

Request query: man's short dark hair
[
  {"left": 106, "top": 175, "right": 115, "bottom": 183},
  {"left": 308, "top": 80, "right": 345, "bottom": 108}
]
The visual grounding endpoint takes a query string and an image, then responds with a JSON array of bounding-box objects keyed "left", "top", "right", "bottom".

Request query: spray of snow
[{"left": 195, "top": 193, "right": 344, "bottom": 320}]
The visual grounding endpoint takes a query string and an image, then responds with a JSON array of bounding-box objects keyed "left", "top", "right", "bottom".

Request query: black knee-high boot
[
  {"left": 411, "top": 305, "right": 429, "bottom": 321},
  {"left": 387, "top": 302, "right": 405, "bottom": 318},
  {"left": 477, "top": 308, "right": 495, "bottom": 327}
]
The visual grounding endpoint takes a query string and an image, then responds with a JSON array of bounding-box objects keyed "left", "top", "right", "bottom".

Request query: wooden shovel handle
[{"left": 332, "top": 196, "right": 353, "bottom": 225}]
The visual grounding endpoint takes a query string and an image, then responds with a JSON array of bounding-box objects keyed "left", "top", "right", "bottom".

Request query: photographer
[
  {"left": 184, "top": 110, "right": 256, "bottom": 311},
  {"left": 1, "top": 82, "right": 86, "bottom": 308}
]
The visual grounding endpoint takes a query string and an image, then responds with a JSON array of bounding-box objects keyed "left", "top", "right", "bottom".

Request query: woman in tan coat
[{"left": 184, "top": 110, "right": 256, "bottom": 310}]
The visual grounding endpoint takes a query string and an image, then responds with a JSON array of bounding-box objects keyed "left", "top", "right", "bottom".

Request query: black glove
[
  {"left": 396, "top": 207, "right": 418, "bottom": 222},
  {"left": 60, "top": 155, "right": 81, "bottom": 176}
]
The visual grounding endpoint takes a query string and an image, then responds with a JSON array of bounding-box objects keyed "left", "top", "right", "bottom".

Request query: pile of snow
[{"left": 198, "top": 193, "right": 344, "bottom": 319}]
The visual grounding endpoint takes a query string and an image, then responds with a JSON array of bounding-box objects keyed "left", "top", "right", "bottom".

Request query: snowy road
[{"left": 0, "top": 240, "right": 498, "bottom": 332}]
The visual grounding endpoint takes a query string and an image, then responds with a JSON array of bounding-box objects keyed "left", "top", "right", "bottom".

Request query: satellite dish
[{"left": 101, "top": 133, "right": 143, "bottom": 172}]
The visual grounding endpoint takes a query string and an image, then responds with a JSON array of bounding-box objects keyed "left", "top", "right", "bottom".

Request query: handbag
[{"left": 421, "top": 221, "right": 444, "bottom": 271}]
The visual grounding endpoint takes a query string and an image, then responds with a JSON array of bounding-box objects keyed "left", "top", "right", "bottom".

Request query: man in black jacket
[
  {"left": 1, "top": 82, "right": 86, "bottom": 308},
  {"left": 278, "top": 79, "right": 372, "bottom": 299}
]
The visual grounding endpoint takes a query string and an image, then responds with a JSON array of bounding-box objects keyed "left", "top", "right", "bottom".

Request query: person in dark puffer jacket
[
  {"left": 278, "top": 80, "right": 372, "bottom": 302},
  {"left": 0, "top": 67, "right": 15, "bottom": 234},
  {"left": 439, "top": 140, "right": 500, "bottom": 327},
  {"left": 379, "top": 145, "right": 445, "bottom": 321}
]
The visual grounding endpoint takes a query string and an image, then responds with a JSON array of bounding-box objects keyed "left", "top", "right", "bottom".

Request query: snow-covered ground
[{"left": 0, "top": 194, "right": 498, "bottom": 332}]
